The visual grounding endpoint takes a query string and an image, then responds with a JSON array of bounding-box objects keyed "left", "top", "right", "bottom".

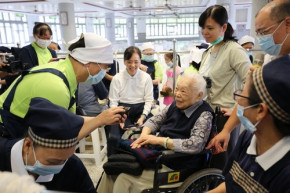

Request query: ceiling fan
[
  {"left": 164, "top": 0, "right": 173, "bottom": 11},
  {"left": 122, "top": 1, "right": 142, "bottom": 9}
]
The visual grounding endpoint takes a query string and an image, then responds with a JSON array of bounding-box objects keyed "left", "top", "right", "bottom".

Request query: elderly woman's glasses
[{"left": 233, "top": 90, "right": 251, "bottom": 101}]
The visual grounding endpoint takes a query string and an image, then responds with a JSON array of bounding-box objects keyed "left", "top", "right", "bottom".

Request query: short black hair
[
  {"left": 68, "top": 37, "right": 85, "bottom": 51},
  {"left": 124, "top": 46, "right": 141, "bottom": 61},
  {"left": 33, "top": 22, "right": 52, "bottom": 36}
]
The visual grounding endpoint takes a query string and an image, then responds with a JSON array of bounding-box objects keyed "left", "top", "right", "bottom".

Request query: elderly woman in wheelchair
[{"left": 97, "top": 72, "right": 224, "bottom": 193}]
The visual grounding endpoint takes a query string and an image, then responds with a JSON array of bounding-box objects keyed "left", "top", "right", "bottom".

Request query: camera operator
[{"left": 0, "top": 54, "right": 25, "bottom": 95}]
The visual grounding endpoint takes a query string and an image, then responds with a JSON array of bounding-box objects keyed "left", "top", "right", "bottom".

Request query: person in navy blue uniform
[
  {"left": 208, "top": 55, "right": 290, "bottom": 193},
  {"left": 140, "top": 42, "right": 163, "bottom": 104},
  {"left": 0, "top": 97, "right": 97, "bottom": 193}
]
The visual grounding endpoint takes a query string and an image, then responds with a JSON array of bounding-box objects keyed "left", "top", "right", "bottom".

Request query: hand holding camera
[
  {"left": 119, "top": 106, "right": 131, "bottom": 116},
  {"left": 0, "top": 54, "right": 26, "bottom": 73}
]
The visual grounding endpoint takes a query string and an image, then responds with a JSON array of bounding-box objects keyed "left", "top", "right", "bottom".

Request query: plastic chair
[{"left": 75, "top": 107, "right": 107, "bottom": 167}]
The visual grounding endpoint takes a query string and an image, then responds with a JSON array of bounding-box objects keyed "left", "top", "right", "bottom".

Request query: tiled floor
[{"left": 81, "top": 157, "right": 107, "bottom": 188}]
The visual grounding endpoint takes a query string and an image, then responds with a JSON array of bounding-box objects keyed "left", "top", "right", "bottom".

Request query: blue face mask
[
  {"left": 166, "top": 61, "right": 173, "bottom": 67},
  {"left": 246, "top": 49, "right": 252, "bottom": 56},
  {"left": 85, "top": 64, "right": 107, "bottom": 85},
  {"left": 236, "top": 104, "right": 260, "bottom": 133},
  {"left": 257, "top": 21, "right": 288, "bottom": 56},
  {"left": 25, "top": 146, "right": 66, "bottom": 176},
  {"left": 210, "top": 37, "right": 223, "bottom": 45},
  {"left": 143, "top": 55, "right": 154, "bottom": 62}
]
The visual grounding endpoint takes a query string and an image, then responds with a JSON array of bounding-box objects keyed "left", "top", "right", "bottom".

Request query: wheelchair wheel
[{"left": 176, "top": 168, "right": 224, "bottom": 193}]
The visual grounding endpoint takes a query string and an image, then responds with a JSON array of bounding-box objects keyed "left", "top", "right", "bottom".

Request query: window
[
  {"left": 93, "top": 18, "right": 105, "bottom": 37},
  {"left": 0, "top": 12, "right": 28, "bottom": 47},
  {"left": 115, "top": 18, "right": 127, "bottom": 40},
  {"left": 146, "top": 15, "right": 200, "bottom": 39}
]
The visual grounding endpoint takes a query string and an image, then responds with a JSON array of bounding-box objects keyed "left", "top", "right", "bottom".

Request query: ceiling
[{"left": 0, "top": 0, "right": 252, "bottom": 18}]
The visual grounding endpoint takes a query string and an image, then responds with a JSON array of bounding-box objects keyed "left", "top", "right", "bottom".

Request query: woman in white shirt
[{"left": 108, "top": 46, "right": 153, "bottom": 148}]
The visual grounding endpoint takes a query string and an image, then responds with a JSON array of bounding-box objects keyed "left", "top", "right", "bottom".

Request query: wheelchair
[
  {"left": 102, "top": 104, "right": 226, "bottom": 193},
  {"left": 121, "top": 106, "right": 225, "bottom": 193},
  {"left": 140, "top": 149, "right": 225, "bottom": 193}
]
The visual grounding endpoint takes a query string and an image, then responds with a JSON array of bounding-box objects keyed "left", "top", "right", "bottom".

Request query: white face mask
[{"left": 36, "top": 38, "right": 51, "bottom": 49}]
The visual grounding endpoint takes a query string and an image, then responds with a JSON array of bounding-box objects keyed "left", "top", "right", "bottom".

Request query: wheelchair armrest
[
  {"left": 159, "top": 149, "right": 212, "bottom": 161},
  {"left": 128, "top": 127, "right": 142, "bottom": 139}
]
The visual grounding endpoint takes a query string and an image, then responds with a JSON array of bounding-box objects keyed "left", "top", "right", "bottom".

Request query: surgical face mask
[
  {"left": 25, "top": 145, "right": 66, "bottom": 176},
  {"left": 166, "top": 61, "right": 173, "bottom": 67},
  {"left": 236, "top": 104, "right": 260, "bottom": 133},
  {"left": 246, "top": 49, "right": 252, "bottom": 56},
  {"left": 85, "top": 64, "right": 107, "bottom": 85},
  {"left": 210, "top": 36, "right": 223, "bottom": 45},
  {"left": 35, "top": 38, "right": 51, "bottom": 49},
  {"left": 143, "top": 55, "right": 154, "bottom": 62},
  {"left": 257, "top": 21, "right": 288, "bottom": 56}
]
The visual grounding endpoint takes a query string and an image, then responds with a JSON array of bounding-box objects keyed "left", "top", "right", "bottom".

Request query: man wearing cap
[
  {"left": 207, "top": 1, "right": 290, "bottom": 154},
  {"left": 0, "top": 97, "right": 99, "bottom": 192},
  {"left": 0, "top": 33, "right": 125, "bottom": 139},
  {"left": 140, "top": 42, "right": 163, "bottom": 104},
  {"left": 238, "top": 35, "right": 255, "bottom": 63},
  {"left": 208, "top": 55, "right": 290, "bottom": 193}
]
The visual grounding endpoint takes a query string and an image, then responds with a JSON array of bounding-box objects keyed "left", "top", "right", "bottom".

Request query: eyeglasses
[
  {"left": 256, "top": 19, "right": 284, "bottom": 36},
  {"left": 233, "top": 90, "right": 251, "bottom": 101}
]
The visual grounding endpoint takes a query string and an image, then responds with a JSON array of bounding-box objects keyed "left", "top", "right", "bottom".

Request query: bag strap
[{"left": 3, "top": 68, "right": 75, "bottom": 111}]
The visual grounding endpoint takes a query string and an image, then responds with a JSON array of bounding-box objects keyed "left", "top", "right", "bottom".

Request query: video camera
[{"left": 0, "top": 53, "right": 26, "bottom": 73}]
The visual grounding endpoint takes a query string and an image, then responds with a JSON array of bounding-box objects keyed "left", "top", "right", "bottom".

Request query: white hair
[
  {"left": 180, "top": 72, "right": 207, "bottom": 96},
  {"left": 0, "top": 172, "right": 46, "bottom": 193}
]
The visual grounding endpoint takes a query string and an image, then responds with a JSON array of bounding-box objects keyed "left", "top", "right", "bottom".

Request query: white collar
[
  {"left": 11, "top": 139, "right": 54, "bottom": 182},
  {"left": 246, "top": 135, "right": 290, "bottom": 171}
]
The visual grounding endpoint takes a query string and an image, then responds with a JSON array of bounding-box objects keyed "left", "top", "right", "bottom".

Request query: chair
[
  {"left": 140, "top": 150, "right": 224, "bottom": 193},
  {"left": 74, "top": 107, "right": 107, "bottom": 167},
  {"left": 128, "top": 107, "right": 225, "bottom": 193}
]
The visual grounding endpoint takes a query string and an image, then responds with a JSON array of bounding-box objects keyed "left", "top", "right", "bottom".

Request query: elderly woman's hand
[{"left": 130, "top": 135, "right": 161, "bottom": 149}]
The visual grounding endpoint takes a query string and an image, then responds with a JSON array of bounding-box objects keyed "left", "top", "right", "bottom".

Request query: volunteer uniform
[
  {"left": 0, "top": 138, "right": 95, "bottom": 193},
  {"left": 0, "top": 97, "right": 96, "bottom": 193},
  {"left": 19, "top": 42, "right": 57, "bottom": 68},
  {"left": 141, "top": 59, "right": 163, "bottom": 101},
  {"left": 0, "top": 58, "right": 77, "bottom": 138}
]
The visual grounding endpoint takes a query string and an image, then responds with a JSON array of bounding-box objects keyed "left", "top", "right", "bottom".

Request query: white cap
[
  {"left": 142, "top": 42, "right": 155, "bottom": 51},
  {"left": 69, "top": 33, "right": 113, "bottom": 64},
  {"left": 238, "top": 35, "right": 255, "bottom": 46}
]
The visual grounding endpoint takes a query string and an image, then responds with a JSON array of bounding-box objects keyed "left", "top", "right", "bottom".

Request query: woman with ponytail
[
  {"left": 161, "top": 51, "right": 183, "bottom": 106},
  {"left": 198, "top": 5, "right": 252, "bottom": 169}
]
